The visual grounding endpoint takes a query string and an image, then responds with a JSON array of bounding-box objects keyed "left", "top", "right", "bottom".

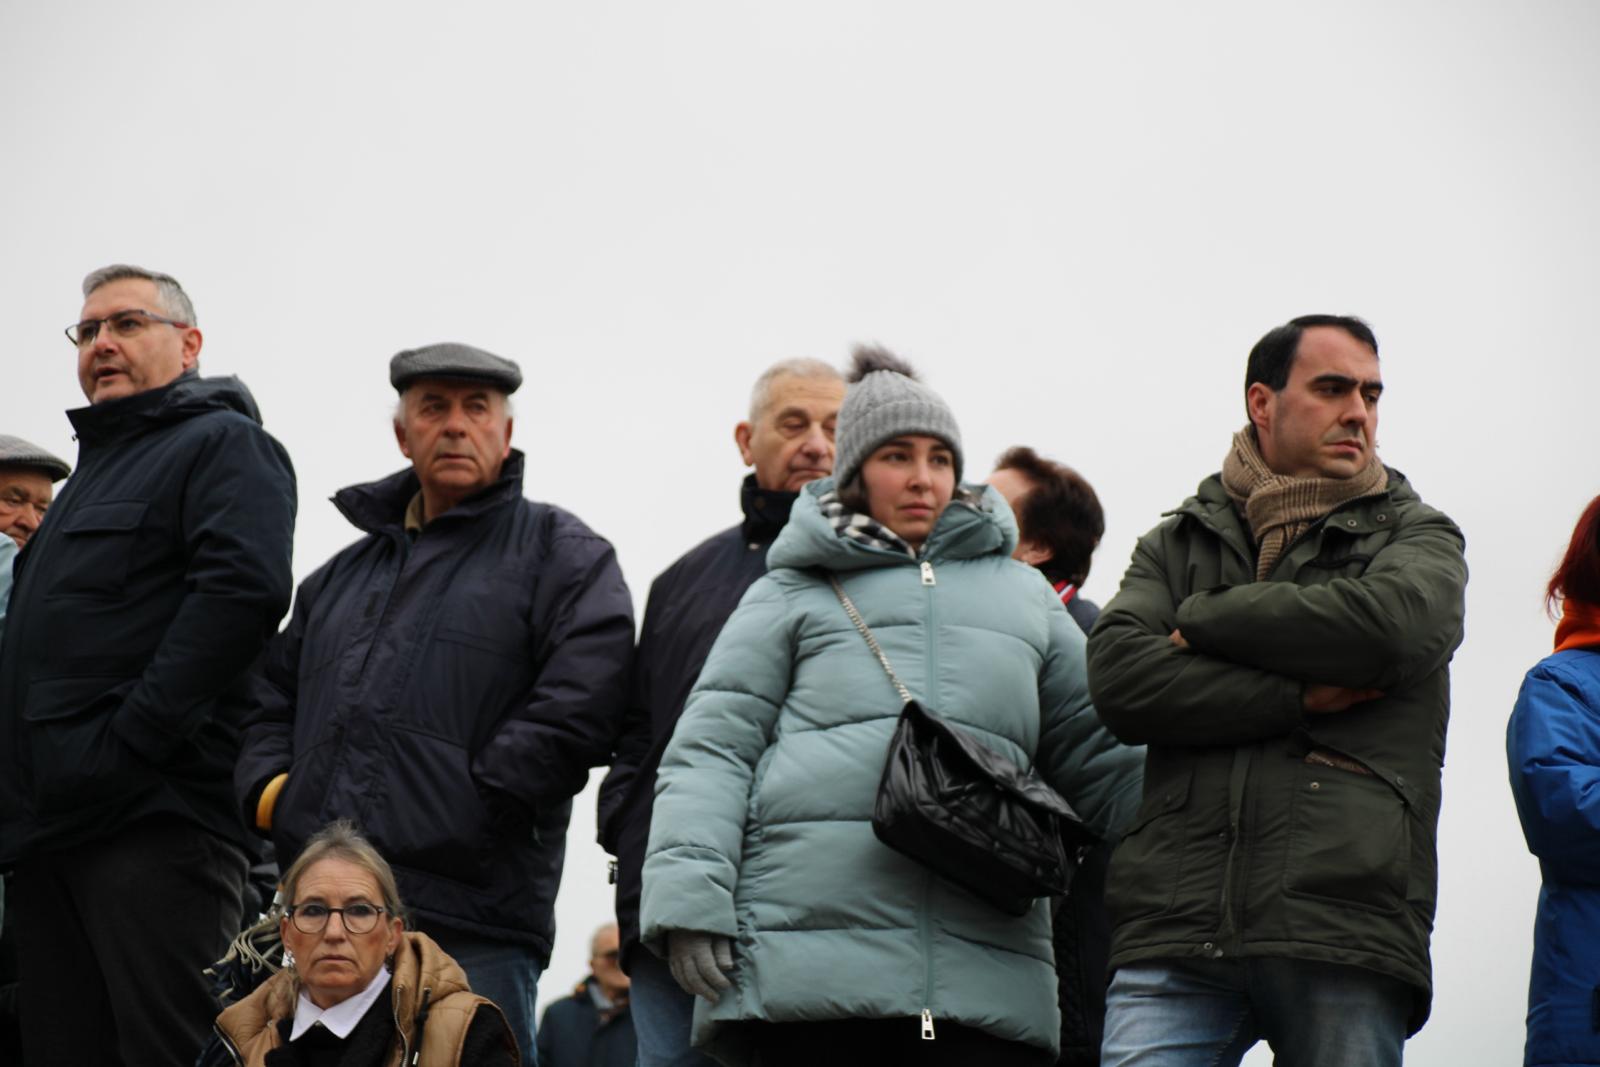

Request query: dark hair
[
  {"left": 1549, "top": 494, "right": 1600, "bottom": 615},
  {"left": 1245, "top": 315, "right": 1379, "bottom": 396},
  {"left": 994, "top": 446, "right": 1104, "bottom": 587}
]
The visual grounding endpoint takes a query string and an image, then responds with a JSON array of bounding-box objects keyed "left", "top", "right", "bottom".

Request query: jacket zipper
[
  {"left": 919, "top": 557, "right": 938, "bottom": 1037},
  {"left": 213, "top": 1022, "right": 244, "bottom": 1065},
  {"left": 393, "top": 986, "right": 412, "bottom": 1064}
]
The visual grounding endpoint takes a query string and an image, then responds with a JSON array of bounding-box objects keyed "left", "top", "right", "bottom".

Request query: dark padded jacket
[
  {"left": 597, "top": 475, "right": 794, "bottom": 972},
  {"left": 536, "top": 977, "right": 636, "bottom": 1067},
  {"left": 0, "top": 372, "right": 296, "bottom": 863},
  {"left": 1086, "top": 469, "right": 1466, "bottom": 1035},
  {"left": 234, "top": 452, "right": 633, "bottom": 960}
]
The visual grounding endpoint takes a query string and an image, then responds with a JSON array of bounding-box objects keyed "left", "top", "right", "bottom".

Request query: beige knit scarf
[{"left": 1221, "top": 426, "right": 1388, "bottom": 580}]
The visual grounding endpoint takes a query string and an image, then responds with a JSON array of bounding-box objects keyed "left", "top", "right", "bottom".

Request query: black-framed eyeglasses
[
  {"left": 285, "top": 901, "right": 389, "bottom": 935},
  {"left": 65, "top": 308, "right": 190, "bottom": 348}
]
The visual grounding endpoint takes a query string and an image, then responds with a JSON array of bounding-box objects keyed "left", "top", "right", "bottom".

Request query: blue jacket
[
  {"left": 234, "top": 452, "right": 634, "bottom": 959},
  {"left": 641, "top": 480, "right": 1144, "bottom": 1064},
  {"left": 1508, "top": 646, "right": 1600, "bottom": 1066},
  {"left": 0, "top": 373, "right": 295, "bottom": 861}
]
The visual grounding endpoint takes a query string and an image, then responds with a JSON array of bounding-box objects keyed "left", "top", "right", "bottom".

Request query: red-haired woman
[{"left": 1507, "top": 493, "right": 1600, "bottom": 1067}]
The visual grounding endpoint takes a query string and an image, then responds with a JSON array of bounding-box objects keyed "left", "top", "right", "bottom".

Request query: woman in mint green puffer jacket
[{"left": 640, "top": 349, "right": 1144, "bottom": 1067}]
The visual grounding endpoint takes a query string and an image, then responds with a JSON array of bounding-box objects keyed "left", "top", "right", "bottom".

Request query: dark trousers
[
  {"left": 751, "top": 1018, "right": 1056, "bottom": 1067},
  {"left": 13, "top": 815, "right": 248, "bottom": 1066}
]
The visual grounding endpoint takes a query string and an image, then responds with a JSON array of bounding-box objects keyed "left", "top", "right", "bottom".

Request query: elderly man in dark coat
[{"left": 236, "top": 343, "right": 635, "bottom": 1060}]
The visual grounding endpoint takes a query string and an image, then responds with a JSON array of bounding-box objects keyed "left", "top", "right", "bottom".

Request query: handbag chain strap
[{"left": 828, "top": 575, "right": 914, "bottom": 704}]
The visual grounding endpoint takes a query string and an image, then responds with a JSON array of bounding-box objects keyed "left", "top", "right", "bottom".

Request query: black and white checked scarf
[
  {"left": 818, "top": 488, "right": 917, "bottom": 558},
  {"left": 817, "top": 487, "right": 984, "bottom": 559}
]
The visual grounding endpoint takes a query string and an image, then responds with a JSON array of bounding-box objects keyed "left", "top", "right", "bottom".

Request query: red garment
[
  {"left": 1554, "top": 599, "right": 1600, "bottom": 653},
  {"left": 1053, "top": 580, "right": 1077, "bottom": 606}
]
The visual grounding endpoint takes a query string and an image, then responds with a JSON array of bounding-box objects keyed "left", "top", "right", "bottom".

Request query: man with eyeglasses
[
  {"left": 0, "top": 264, "right": 297, "bottom": 1065},
  {"left": 0, "top": 434, "right": 71, "bottom": 635},
  {"left": 537, "top": 922, "right": 637, "bottom": 1067},
  {"left": 234, "top": 343, "right": 634, "bottom": 1062}
]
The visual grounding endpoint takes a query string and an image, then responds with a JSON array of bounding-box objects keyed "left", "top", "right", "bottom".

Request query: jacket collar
[
  {"left": 66, "top": 370, "right": 263, "bottom": 447},
  {"left": 739, "top": 474, "right": 796, "bottom": 544},
  {"left": 334, "top": 450, "right": 527, "bottom": 535},
  {"left": 1171, "top": 466, "right": 1414, "bottom": 565}
]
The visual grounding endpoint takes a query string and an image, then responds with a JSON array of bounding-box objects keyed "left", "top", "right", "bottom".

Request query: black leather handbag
[{"left": 830, "top": 576, "right": 1098, "bottom": 916}]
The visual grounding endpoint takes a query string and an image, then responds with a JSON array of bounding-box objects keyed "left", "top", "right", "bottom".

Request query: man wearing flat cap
[
  {"left": 0, "top": 265, "right": 297, "bottom": 1066},
  {"left": 236, "top": 343, "right": 635, "bottom": 1058},
  {"left": 0, "top": 434, "right": 71, "bottom": 634}
]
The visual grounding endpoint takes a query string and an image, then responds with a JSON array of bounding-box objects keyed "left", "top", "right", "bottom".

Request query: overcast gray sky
[{"left": 5, "top": 2, "right": 1598, "bottom": 1061}]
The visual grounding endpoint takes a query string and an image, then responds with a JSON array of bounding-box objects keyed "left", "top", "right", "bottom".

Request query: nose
[
  {"left": 14, "top": 506, "right": 40, "bottom": 534},
  {"left": 440, "top": 401, "right": 469, "bottom": 436},
  {"left": 797, "top": 423, "right": 830, "bottom": 460},
  {"left": 1340, "top": 391, "right": 1370, "bottom": 429},
  {"left": 322, "top": 912, "right": 350, "bottom": 940}
]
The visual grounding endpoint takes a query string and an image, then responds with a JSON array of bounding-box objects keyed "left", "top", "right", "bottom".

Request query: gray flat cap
[
  {"left": 390, "top": 342, "right": 522, "bottom": 395},
  {"left": 0, "top": 434, "right": 71, "bottom": 482}
]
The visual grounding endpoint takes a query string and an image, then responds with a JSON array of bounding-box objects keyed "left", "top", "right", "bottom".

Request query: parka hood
[{"left": 767, "top": 476, "right": 1018, "bottom": 573}]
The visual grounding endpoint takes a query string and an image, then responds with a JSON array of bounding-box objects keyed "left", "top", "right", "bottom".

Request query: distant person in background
[
  {"left": 537, "top": 922, "right": 637, "bottom": 1067},
  {"left": 0, "top": 264, "right": 297, "bottom": 1065},
  {"left": 0, "top": 434, "right": 71, "bottom": 634},
  {"left": 236, "top": 343, "right": 635, "bottom": 1061},
  {"left": 599, "top": 357, "right": 844, "bottom": 1067},
  {"left": 987, "top": 446, "right": 1110, "bottom": 1067},
  {"left": 987, "top": 446, "right": 1105, "bottom": 634},
  {"left": 1507, "top": 493, "right": 1600, "bottom": 1067},
  {"left": 215, "top": 820, "right": 517, "bottom": 1066}
]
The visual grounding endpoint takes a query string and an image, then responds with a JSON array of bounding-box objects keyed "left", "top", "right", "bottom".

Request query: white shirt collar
[{"left": 290, "top": 965, "right": 392, "bottom": 1041}]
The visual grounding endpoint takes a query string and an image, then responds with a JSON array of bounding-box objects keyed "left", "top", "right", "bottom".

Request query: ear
[
  {"left": 1245, "top": 382, "right": 1276, "bottom": 433},
  {"left": 393, "top": 419, "right": 411, "bottom": 459},
  {"left": 734, "top": 421, "right": 756, "bottom": 466},
  {"left": 502, "top": 416, "right": 514, "bottom": 457},
  {"left": 1015, "top": 540, "right": 1053, "bottom": 568},
  {"left": 181, "top": 327, "right": 203, "bottom": 369},
  {"left": 385, "top": 915, "right": 404, "bottom": 957}
]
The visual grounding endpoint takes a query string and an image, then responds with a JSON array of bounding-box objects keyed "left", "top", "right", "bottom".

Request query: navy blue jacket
[
  {"left": 1508, "top": 645, "right": 1600, "bottom": 1067},
  {"left": 536, "top": 977, "right": 635, "bottom": 1067},
  {"left": 597, "top": 476, "right": 794, "bottom": 971},
  {"left": 235, "top": 452, "right": 633, "bottom": 960},
  {"left": 0, "top": 373, "right": 296, "bottom": 862}
]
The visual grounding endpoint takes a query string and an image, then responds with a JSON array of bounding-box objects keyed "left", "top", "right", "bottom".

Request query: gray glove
[{"left": 666, "top": 929, "right": 734, "bottom": 1002}]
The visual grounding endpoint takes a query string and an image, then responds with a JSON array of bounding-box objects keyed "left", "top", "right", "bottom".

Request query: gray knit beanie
[{"left": 833, "top": 346, "right": 964, "bottom": 487}]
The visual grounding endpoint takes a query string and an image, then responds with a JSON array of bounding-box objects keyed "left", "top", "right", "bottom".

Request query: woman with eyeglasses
[
  {"left": 639, "top": 348, "right": 1144, "bottom": 1066},
  {"left": 214, "top": 821, "right": 517, "bottom": 1066},
  {"left": 1507, "top": 493, "right": 1600, "bottom": 1067}
]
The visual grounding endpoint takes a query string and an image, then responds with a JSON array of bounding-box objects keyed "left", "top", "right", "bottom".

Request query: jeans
[
  {"left": 630, "top": 950, "right": 717, "bottom": 1067},
  {"left": 424, "top": 924, "right": 544, "bottom": 1065},
  {"left": 1101, "top": 958, "right": 1411, "bottom": 1067}
]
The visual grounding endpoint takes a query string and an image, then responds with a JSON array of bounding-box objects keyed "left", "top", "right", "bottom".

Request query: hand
[
  {"left": 1303, "top": 683, "right": 1384, "bottom": 714},
  {"left": 667, "top": 930, "right": 734, "bottom": 1002},
  {"left": 1168, "top": 629, "right": 1189, "bottom": 649}
]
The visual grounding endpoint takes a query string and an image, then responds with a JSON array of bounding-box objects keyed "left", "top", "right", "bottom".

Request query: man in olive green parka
[{"left": 1087, "top": 315, "right": 1467, "bottom": 1067}]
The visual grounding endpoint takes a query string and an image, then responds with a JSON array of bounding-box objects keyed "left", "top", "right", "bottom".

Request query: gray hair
[
  {"left": 590, "top": 921, "right": 620, "bottom": 957},
  {"left": 280, "top": 820, "right": 405, "bottom": 922},
  {"left": 748, "top": 358, "right": 843, "bottom": 423},
  {"left": 81, "top": 264, "right": 197, "bottom": 326}
]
